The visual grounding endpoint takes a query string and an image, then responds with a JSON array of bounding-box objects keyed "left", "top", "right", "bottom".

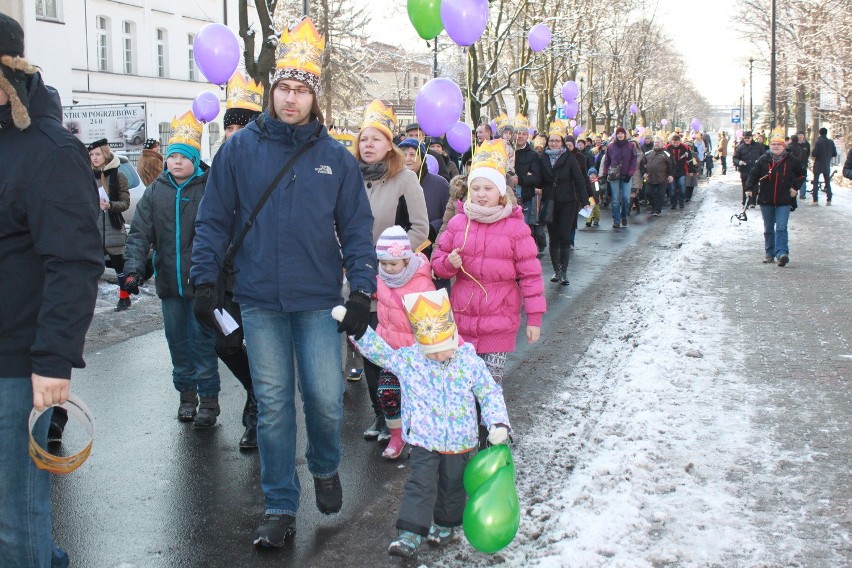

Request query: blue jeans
[
  {"left": 161, "top": 297, "right": 220, "bottom": 397},
  {"left": 610, "top": 179, "right": 631, "bottom": 224},
  {"left": 670, "top": 176, "right": 686, "bottom": 208},
  {"left": 240, "top": 306, "right": 343, "bottom": 516},
  {"left": 799, "top": 177, "right": 808, "bottom": 199},
  {"left": 760, "top": 205, "right": 791, "bottom": 258},
  {"left": 0, "top": 378, "right": 69, "bottom": 567}
]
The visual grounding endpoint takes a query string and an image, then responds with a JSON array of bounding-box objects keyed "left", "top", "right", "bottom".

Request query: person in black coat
[
  {"left": 843, "top": 147, "right": 852, "bottom": 180},
  {"left": 733, "top": 131, "right": 765, "bottom": 207},
  {"left": 745, "top": 132, "right": 805, "bottom": 266},
  {"left": 0, "top": 14, "right": 102, "bottom": 566},
  {"left": 541, "top": 131, "right": 590, "bottom": 285},
  {"left": 810, "top": 127, "right": 837, "bottom": 205},
  {"left": 514, "top": 126, "right": 544, "bottom": 245}
]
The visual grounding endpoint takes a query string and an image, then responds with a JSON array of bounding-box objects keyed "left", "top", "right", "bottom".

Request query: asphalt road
[{"left": 53, "top": 200, "right": 683, "bottom": 567}]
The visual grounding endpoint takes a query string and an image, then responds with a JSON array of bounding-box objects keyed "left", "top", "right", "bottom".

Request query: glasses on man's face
[{"left": 277, "top": 84, "right": 312, "bottom": 97}]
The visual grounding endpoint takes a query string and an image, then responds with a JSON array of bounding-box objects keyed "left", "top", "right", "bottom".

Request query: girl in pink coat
[
  {"left": 432, "top": 139, "right": 546, "bottom": 387},
  {"left": 374, "top": 225, "right": 435, "bottom": 459}
]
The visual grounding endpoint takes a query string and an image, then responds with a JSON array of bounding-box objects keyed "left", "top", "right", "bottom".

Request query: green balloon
[
  {"left": 407, "top": 0, "right": 444, "bottom": 40},
  {"left": 463, "top": 466, "right": 520, "bottom": 554},
  {"left": 463, "top": 444, "right": 514, "bottom": 496}
]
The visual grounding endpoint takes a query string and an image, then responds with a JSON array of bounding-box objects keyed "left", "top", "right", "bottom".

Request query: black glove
[
  {"left": 192, "top": 283, "right": 219, "bottom": 333},
  {"left": 124, "top": 273, "right": 142, "bottom": 295},
  {"left": 337, "top": 291, "right": 371, "bottom": 340},
  {"left": 621, "top": 175, "right": 632, "bottom": 183}
]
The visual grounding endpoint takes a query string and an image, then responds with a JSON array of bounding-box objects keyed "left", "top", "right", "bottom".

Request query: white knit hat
[{"left": 375, "top": 225, "right": 413, "bottom": 260}]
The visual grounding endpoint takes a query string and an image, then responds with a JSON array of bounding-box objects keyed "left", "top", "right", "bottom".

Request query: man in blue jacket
[
  {"left": 190, "top": 17, "right": 375, "bottom": 548},
  {"left": 0, "top": 13, "right": 102, "bottom": 566}
]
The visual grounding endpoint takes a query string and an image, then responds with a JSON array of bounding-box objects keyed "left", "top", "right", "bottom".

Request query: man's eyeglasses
[{"left": 277, "top": 85, "right": 313, "bottom": 97}]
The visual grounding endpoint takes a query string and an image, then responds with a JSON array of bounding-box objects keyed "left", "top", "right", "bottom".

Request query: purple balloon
[
  {"left": 561, "top": 80, "right": 578, "bottom": 101},
  {"left": 415, "top": 78, "right": 464, "bottom": 136},
  {"left": 630, "top": 103, "right": 638, "bottom": 115},
  {"left": 425, "top": 154, "right": 439, "bottom": 175},
  {"left": 569, "top": 119, "right": 577, "bottom": 127},
  {"left": 691, "top": 118, "right": 702, "bottom": 131},
  {"left": 441, "top": 0, "right": 489, "bottom": 47},
  {"left": 528, "top": 24, "right": 551, "bottom": 52},
  {"left": 661, "top": 118, "right": 669, "bottom": 126},
  {"left": 573, "top": 125, "right": 583, "bottom": 137},
  {"left": 192, "top": 91, "right": 220, "bottom": 123},
  {"left": 193, "top": 24, "right": 240, "bottom": 85},
  {"left": 446, "top": 121, "right": 472, "bottom": 153},
  {"left": 563, "top": 101, "right": 579, "bottom": 119},
  {"left": 489, "top": 120, "right": 497, "bottom": 133}
]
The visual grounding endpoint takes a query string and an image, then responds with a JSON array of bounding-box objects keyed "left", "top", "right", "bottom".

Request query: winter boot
[
  {"left": 550, "top": 263, "right": 561, "bottom": 283},
  {"left": 178, "top": 391, "right": 198, "bottom": 422},
  {"left": 382, "top": 428, "right": 406, "bottom": 460},
  {"left": 240, "top": 391, "right": 258, "bottom": 450},
  {"left": 314, "top": 473, "right": 342, "bottom": 514},
  {"left": 193, "top": 396, "right": 220, "bottom": 428},
  {"left": 253, "top": 513, "right": 296, "bottom": 548},
  {"left": 363, "top": 413, "right": 385, "bottom": 440},
  {"left": 388, "top": 531, "right": 422, "bottom": 559},
  {"left": 114, "top": 297, "right": 131, "bottom": 311},
  {"left": 377, "top": 420, "right": 391, "bottom": 443},
  {"left": 426, "top": 524, "right": 454, "bottom": 547},
  {"left": 560, "top": 268, "right": 570, "bottom": 286}
]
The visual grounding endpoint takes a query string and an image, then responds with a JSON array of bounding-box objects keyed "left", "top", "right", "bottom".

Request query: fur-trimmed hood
[{"left": 0, "top": 54, "right": 39, "bottom": 130}]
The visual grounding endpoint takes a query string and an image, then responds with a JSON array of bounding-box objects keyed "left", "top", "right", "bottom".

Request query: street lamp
[
  {"left": 749, "top": 57, "right": 754, "bottom": 131},
  {"left": 769, "top": 0, "right": 777, "bottom": 127},
  {"left": 741, "top": 79, "right": 746, "bottom": 129}
]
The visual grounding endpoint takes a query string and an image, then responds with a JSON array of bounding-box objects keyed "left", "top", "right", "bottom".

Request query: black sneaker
[
  {"left": 253, "top": 514, "right": 296, "bottom": 548},
  {"left": 114, "top": 297, "right": 131, "bottom": 311},
  {"left": 363, "top": 414, "right": 385, "bottom": 440},
  {"left": 777, "top": 254, "right": 789, "bottom": 267},
  {"left": 314, "top": 473, "right": 342, "bottom": 514}
]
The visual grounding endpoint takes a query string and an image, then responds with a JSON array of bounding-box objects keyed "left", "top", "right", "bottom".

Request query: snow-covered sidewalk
[{"left": 433, "top": 176, "right": 851, "bottom": 567}]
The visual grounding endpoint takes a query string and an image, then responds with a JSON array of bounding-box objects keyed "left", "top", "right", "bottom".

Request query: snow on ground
[{"left": 429, "top": 174, "right": 852, "bottom": 568}]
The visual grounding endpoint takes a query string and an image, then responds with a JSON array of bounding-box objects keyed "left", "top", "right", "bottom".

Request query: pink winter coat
[
  {"left": 376, "top": 253, "right": 436, "bottom": 349},
  {"left": 432, "top": 205, "right": 545, "bottom": 353}
]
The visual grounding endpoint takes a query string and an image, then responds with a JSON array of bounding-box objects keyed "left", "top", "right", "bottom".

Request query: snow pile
[{"left": 432, "top": 179, "right": 791, "bottom": 567}]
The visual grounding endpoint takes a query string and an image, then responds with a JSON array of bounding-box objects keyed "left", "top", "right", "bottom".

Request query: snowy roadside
[{"left": 430, "top": 176, "right": 841, "bottom": 567}]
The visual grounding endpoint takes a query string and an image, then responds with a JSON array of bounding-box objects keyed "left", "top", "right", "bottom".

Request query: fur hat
[
  {"left": 376, "top": 225, "right": 413, "bottom": 260},
  {"left": 0, "top": 12, "right": 37, "bottom": 130}
]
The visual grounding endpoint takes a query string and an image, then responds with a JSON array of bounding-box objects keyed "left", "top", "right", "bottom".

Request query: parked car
[
  {"left": 114, "top": 153, "right": 146, "bottom": 226},
  {"left": 121, "top": 119, "right": 146, "bottom": 146}
]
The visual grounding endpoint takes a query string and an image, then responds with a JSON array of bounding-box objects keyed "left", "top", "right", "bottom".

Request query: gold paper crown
[
  {"left": 514, "top": 113, "right": 530, "bottom": 130},
  {"left": 330, "top": 128, "right": 357, "bottom": 154},
  {"left": 402, "top": 290, "right": 458, "bottom": 353},
  {"left": 548, "top": 121, "right": 566, "bottom": 138},
  {"left": 769, "top": 127, "right": 785, "bottom": 143},
  {"left": 360, "top": 99, "right": 396, "bottom": 141},
  {"left": 168, "top": 111, "right": 203, "bottom": 150},
  {"left": 272, "top": 17, "right": 326, "bottom": 91},
  {"left": 226, "top": 72, "right": 264, "bottom": 112},
  {"left": 471, "top": 139, "right": 508, "bottom": 176},
  {"left": 495, "top": 113, "right": 510, "bottom": 131}
]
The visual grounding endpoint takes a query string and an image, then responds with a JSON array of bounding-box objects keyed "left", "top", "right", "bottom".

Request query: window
[
  {"left": 158, "top": 122, "right": 171, "bottom": 147},
  {"left": 36, "top": 0, "right": 60, "bottom": 20},
  {"left": 208, "top": 123, "right": 220, "bottom": 152},
  {"left": 96, "top": 16, "right": 110, "bottom": 72},
  {"left": 187, "top": 34, "right": 196, "bottom": 81},
  {"left": 156, "top": 28, "right": 168, "bottom": 78},
  {"left": 122, "top": 21, "right": 135, "bottom": 74}
]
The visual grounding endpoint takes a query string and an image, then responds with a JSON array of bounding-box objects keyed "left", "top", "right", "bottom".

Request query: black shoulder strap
[{"left": 225, "top": 122, "right": 322, "bottom": 263}]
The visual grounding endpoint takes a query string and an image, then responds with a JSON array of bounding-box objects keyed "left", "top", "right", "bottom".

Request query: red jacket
[{"left": 666, "top": 143, "right": 692, "bottom": 178}]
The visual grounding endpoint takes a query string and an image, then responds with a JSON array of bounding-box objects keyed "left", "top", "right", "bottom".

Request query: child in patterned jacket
[{"left": 332, "top": 289, "right": 510, "bottom": 560}]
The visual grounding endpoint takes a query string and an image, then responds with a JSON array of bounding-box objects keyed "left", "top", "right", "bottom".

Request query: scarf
[
  {"left": 464, "top": 201, "right": 514, "bottom": 224},
  {"left": 379, "top": 253, "right": 423, "bottom": 289},
  {"left": 545, "top": 146, "right": 566, "bottom": 166},
  {"left": 359, "top": 161, "right": 388, "bottom": 182}
]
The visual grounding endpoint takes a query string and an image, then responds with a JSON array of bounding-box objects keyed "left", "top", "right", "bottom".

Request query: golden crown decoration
[
  {"left": 330, "top": 128, "right": 358, "bottom": 155},
  {"left": 361, "top": 99, "right": 397, "bottom": 140},
  {"left": 514, "top": 113, "right": 531, "bottom": 130},
  {"left": 548, "top": 121, "right": 566, "bottom": 138},
  {"left": 769, "top": 126, "right": 785, "bottom": 143},
  {"left": 226, "top": 72, "right": 264, "bottom": 112},
  {"left": 271, "top": 17, "right": 326, "bottom": 91},
  {"left": 494, "top": 112, "right": 510, "bottom": 131},
  {"left": 471, "top": 139, "right": 509, "bottom": 176},
  {"left": 168, "top": 111, "right": 203, "bottom": 150},
  {"left": 402, "top": 290, "right": 457, "bottom": 351}
]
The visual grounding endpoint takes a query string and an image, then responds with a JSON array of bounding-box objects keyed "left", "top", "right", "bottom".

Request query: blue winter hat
[
  {"left": 398, "top": 137, "right": 426, "bottom": 156},
  {"left": 588, "top": 167, "right": 598, "bottom": 175},
  {"left": 166, "top": 142, "right": 200, "bottom": 165}
]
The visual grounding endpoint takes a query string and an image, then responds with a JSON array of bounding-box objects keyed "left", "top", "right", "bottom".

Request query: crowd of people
[{"left": 3, "top": 10, "right": 851, "bottom": 566}]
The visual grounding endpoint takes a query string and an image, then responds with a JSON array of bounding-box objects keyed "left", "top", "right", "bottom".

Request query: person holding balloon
[
  {"left": 332, "top": 288, "right": 510, "bottom": 560},
  {"left": 355, "top": 99, "right": 430, "bottom": 444},
  {"left": 432, "top": 139, "right": 545, "bottom": 389}
]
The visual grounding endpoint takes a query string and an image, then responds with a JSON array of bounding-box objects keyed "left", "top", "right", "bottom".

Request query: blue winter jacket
[{"left": 190, "top": 113, "right": 376, "bottom": 311}]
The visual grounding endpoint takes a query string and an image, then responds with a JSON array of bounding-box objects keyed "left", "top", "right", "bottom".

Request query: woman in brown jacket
[
  {"left": 137, "top": 138, "right": 164, "bottom": 187},
  {"left": 717, "top": 131, "right": 729, "bottom": 174},
  {"left": 354, "top": 100, "right": 429, "bottom": 443},
  {"left": 88, "top": 138, "right": 131, "bottom": 310}
]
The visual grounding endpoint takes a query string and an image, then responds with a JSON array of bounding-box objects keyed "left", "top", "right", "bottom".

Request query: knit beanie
[
  {"left": 375, "top": 225, "right": 413, "bottom": 260},
  {"left": 223, "top": 107, "right": 260, "bottom": 129},
  {"left": 615, "top": 126, "right": 627, "bottom": 137},
  {"left": 564, "top": 134, "right": 577, "bottom": 146},
  {"left": 166, "top": 143, "right": 200, "bottom": 165}
]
